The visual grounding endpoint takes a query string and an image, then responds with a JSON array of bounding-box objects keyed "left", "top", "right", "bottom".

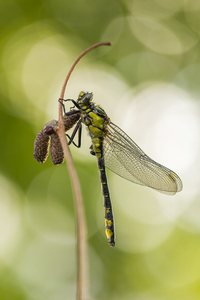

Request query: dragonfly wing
[{"left": 103, "top": 122, "right": 182, "bottom": 194}]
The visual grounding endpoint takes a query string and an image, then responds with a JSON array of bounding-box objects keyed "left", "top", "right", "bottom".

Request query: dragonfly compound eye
[
  {"left": 78, "top": 91, "right": 93, "bottom": 105},
  {"left": 78, "top": 91, "right": 86, "bottom": 99}
]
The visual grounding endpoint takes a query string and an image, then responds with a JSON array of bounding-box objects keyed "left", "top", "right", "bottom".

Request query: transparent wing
[{"left": 103, "top": 122, "right": 182, "bottom": 194}]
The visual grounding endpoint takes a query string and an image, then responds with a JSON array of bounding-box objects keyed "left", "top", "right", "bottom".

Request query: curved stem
[
  {"left": 57, "top": 41, "right": 111, "bottom": 300},
  {"left": 59, "top": 41, "right": 111, "bottom": 100}
]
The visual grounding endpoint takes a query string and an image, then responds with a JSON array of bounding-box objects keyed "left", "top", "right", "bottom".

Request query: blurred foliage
[{"left": 1, "top": 0, "right": 200, "bottom": 299}]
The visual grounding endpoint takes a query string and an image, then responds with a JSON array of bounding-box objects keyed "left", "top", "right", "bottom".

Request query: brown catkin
[
  {"left": 34, "top": 130, "right": 50, "bottom": 163},
  {"left": 34, "top": 110, "right": 81, "bottom": 164},
  {"left": 63, "top": 110, "right": 80, "bottom": 131},
  {"left": 50, "top": 133, "right": 64, "bottom": 165}
]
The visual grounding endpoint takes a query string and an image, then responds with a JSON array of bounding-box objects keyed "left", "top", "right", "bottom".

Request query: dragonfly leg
[
  {"left": 67, "top": 119, "right": 82, "bottom": 148},
  {"left": 58, "top": 98, "right": 67, "bottom": 114},
  {"left": 62, "top": 98, "right": 81, "bottom": 109}
]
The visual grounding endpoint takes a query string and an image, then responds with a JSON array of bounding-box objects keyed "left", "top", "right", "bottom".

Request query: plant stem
[
  {"left": 56, "top": 42, "right": 111, "bottom": 300},
  {"left": 59, "top": 42, "right": 111, "bottom": 100}
]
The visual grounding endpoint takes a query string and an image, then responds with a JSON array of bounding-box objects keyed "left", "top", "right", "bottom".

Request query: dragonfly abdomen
[{"left": 98, "top": 156, "right": 115, "bottom": 247}]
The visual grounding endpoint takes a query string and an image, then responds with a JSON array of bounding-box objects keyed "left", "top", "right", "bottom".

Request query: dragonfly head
[{"left": 77, "top": 91, "right": 93, "bottom": 108}]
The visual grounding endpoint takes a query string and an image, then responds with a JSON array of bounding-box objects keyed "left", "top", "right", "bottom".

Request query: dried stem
[
  {"left": 59, "top": 41, "right": 111, "bottom": 100},
  {"left": 56, "top": 42, "right": 111, "bottom": 300}
]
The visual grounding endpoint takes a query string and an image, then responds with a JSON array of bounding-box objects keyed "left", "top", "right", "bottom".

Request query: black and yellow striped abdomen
[{"left": 98, "top": 156, "right": 115, "bottom": 246}]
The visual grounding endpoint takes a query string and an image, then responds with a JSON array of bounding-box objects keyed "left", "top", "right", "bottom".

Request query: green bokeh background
[{"left": 1, "top": 1, "right": 200, "bottom": 299}]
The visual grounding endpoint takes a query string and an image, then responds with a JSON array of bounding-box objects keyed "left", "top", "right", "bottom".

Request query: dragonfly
[{"left": 61, "top": 91, "right": 183, "bottom": 247}]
